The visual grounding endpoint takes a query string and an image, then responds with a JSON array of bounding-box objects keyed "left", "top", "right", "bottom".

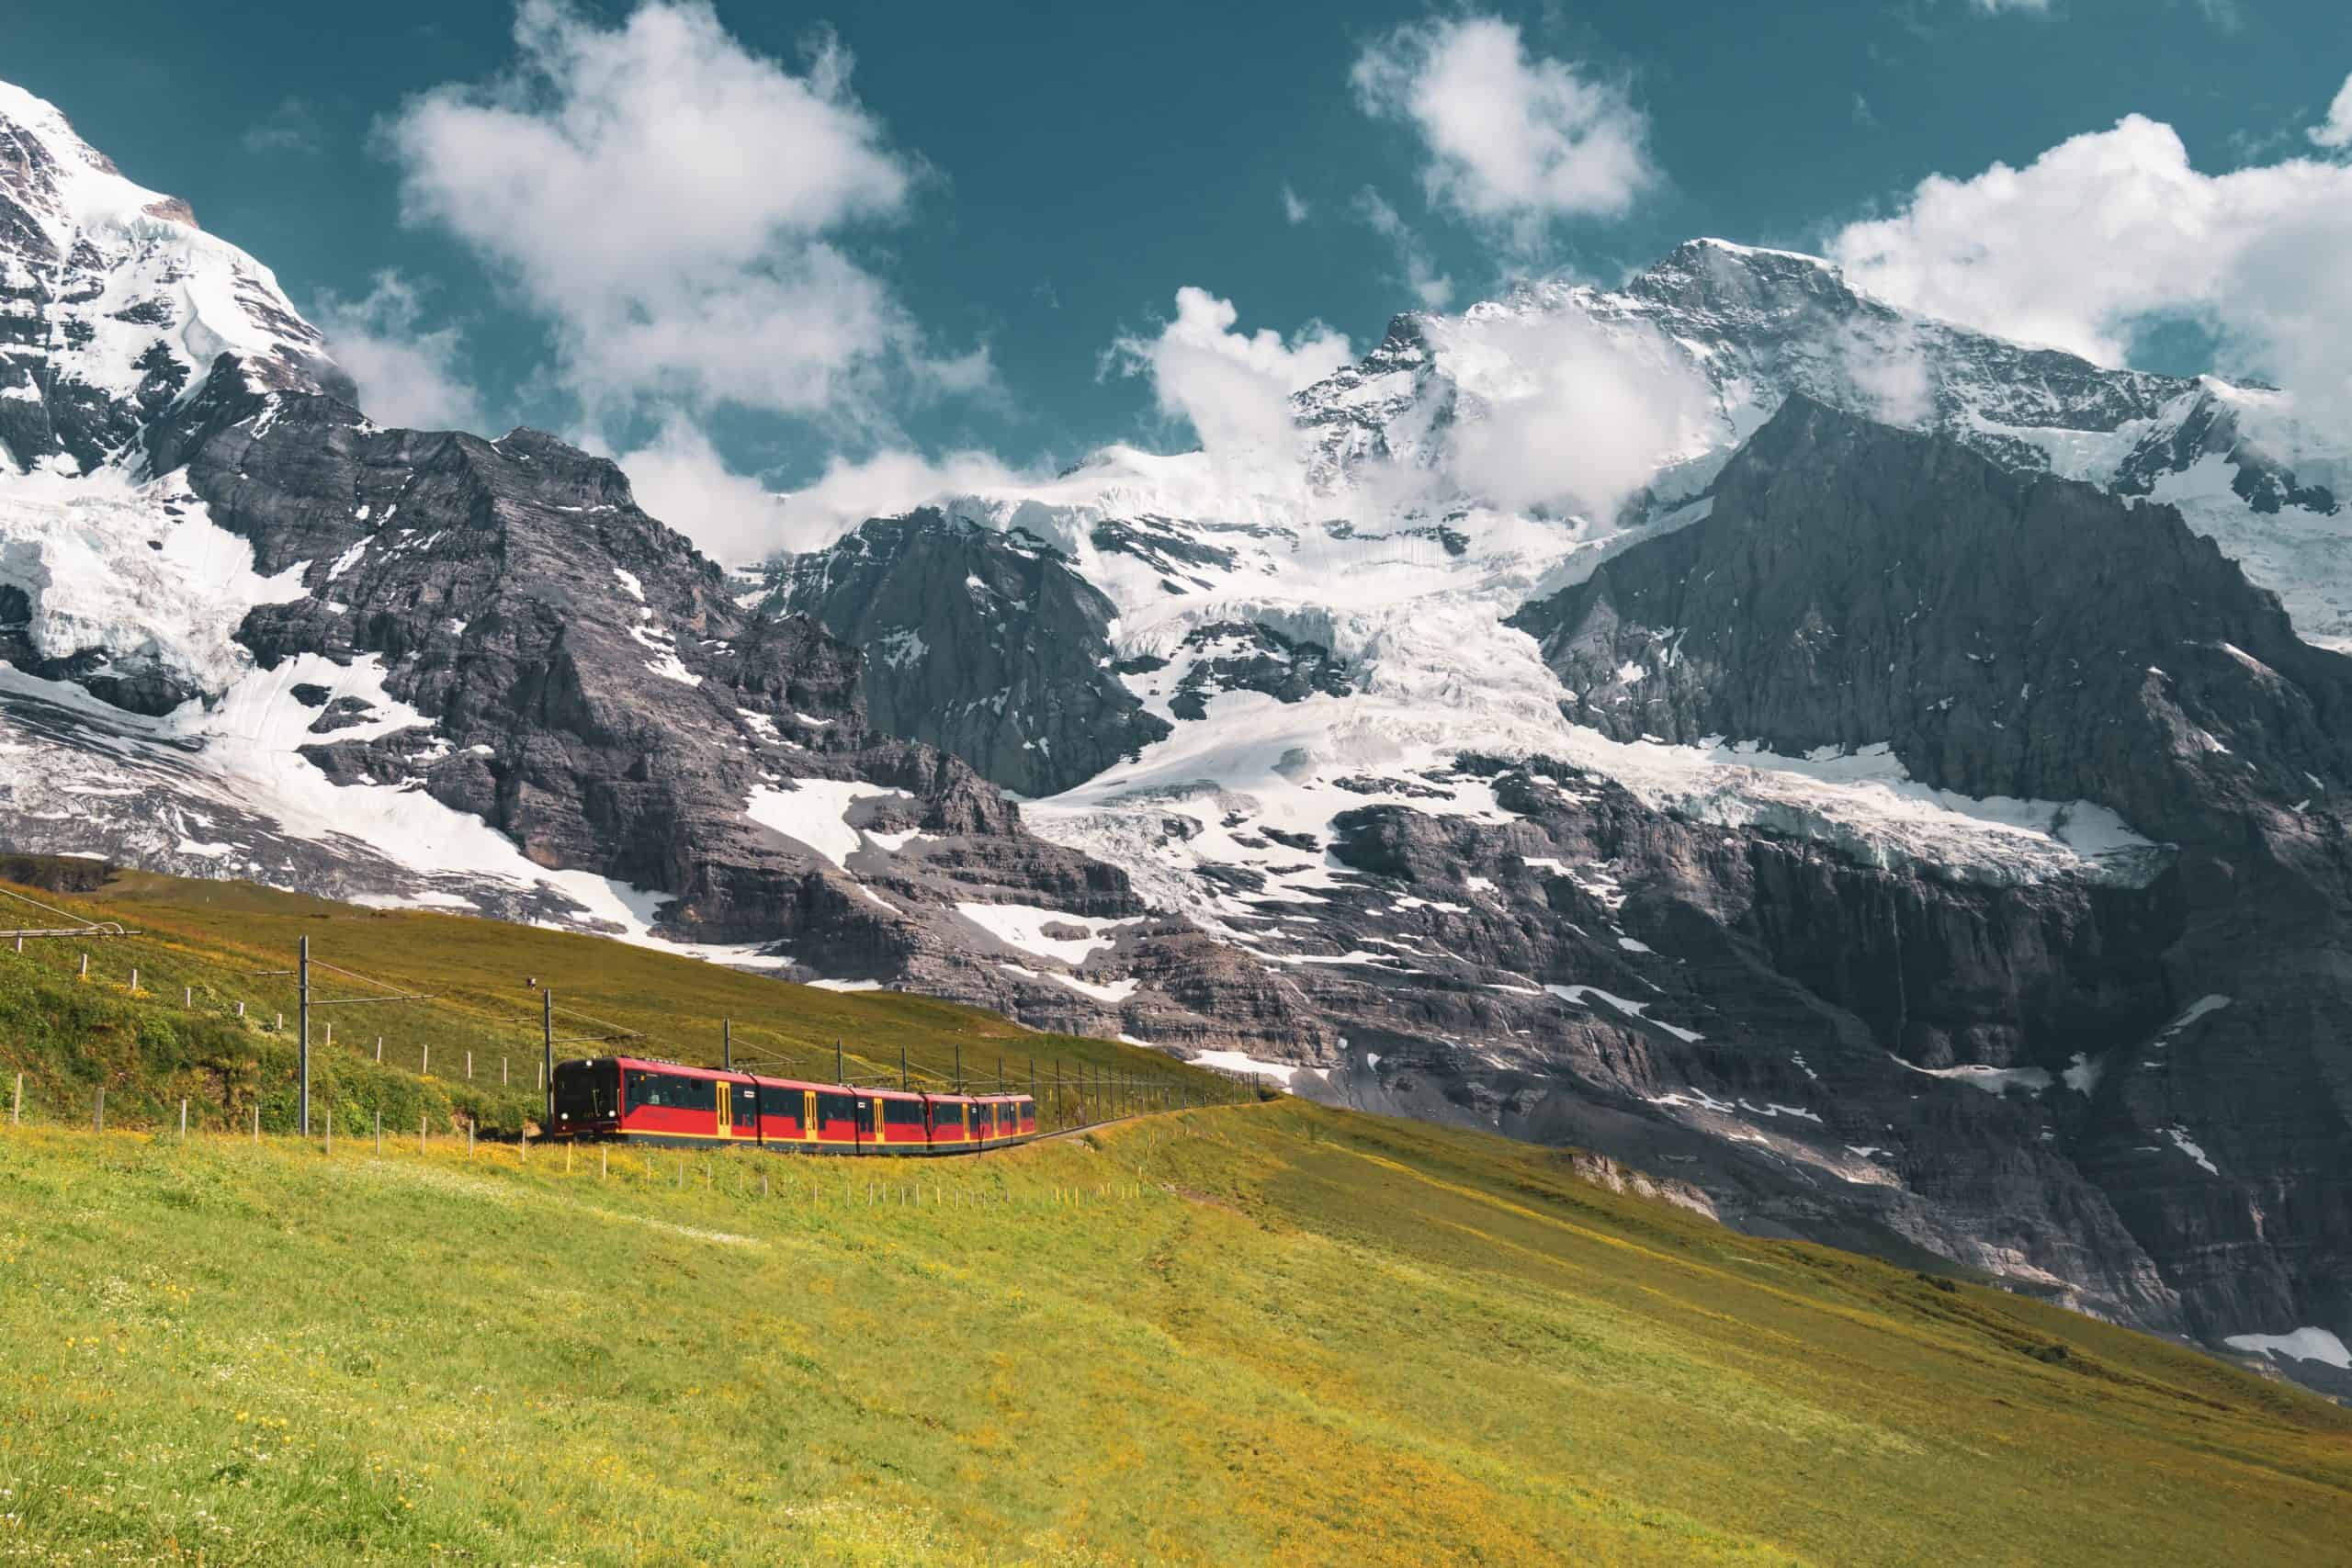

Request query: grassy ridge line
[
  {"left": 3, "top": 1100, "right": 2348, "bottom": 1565},
  {"left": 0, "top": 864, "right": 1245, "bottom": 1136}
]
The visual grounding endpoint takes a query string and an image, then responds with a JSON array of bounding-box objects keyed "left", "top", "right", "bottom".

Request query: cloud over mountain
[
  {"left": 384, "top": 0, "right": 978, "bottom": 430},
  {"left": 1828, "top": 109, "right": 2352, "bottom": 423},
  {"left": 1351, "top": 15, "right": 1654, "bottom": 241}
]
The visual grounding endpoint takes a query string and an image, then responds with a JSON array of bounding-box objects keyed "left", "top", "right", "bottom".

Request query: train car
[
  {"left": 971, "top": 1094, "right": 1035, "bottom": 1148},
  {"left": 548, "top": 1056, "right": 736, "bottom": 1145},
  {"left": 548, "top": 1056, "right": 1041, "bottom": 1156},
  {"left": 867, "top": 1089, "right": 932, "bottom": 1152},
  {"left": 744, "top": 1076, "right": 861, "bottom": 1151},
  {"left": 924, "top": 1093, "right": 977, "bottom": 1150}
]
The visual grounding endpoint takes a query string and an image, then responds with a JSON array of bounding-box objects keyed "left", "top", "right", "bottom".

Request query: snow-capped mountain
[
  {"left": 0, "top": 81, "right": 345, "bottom": 468},
  {"left": 780, "top": 243, "right": 2352, "bottom": 1391},
  {"left": 2, "top": 80, "right": 2347, "bottom": 1391}
]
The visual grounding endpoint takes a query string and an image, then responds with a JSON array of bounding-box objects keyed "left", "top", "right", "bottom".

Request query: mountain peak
[{"left": 0, "top": 77, "right": 342, "bottom": 478}]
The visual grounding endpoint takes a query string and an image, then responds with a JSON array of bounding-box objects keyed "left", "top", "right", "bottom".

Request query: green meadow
[{"left": 3, "top": 1100, "right": 2348, "bottom": 1564}]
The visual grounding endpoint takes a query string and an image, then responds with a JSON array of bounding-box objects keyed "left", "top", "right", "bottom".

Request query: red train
[{"left": 545, "top": 1055, "right": 1038, "bottom": 1155}]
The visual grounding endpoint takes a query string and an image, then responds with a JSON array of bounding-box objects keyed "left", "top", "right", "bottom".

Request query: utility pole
[
  {"left": 298, "top": 935, "right": 311, "bottom": 1137},
  {"left": 899, "top": 1045, "right": 907, "bottom": 1090},
  {"left": 956, "top": 1043, "right": 963, "bottom": 1094},
  {"left": 835, "top": 1037, "right": 842, "bottom": 1084},
  {"left": 542, "top": 987, "right": 555, "bottom": 1129},
  {"left": 723, "top": 1018, "right": 732, "bottom": 1071}
]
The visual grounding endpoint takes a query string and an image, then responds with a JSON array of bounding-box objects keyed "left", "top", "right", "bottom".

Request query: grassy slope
[
  {"left": 0, "top": 865, "right": 1234, "bottom": 1137},
  {"left": 3, "top": 1101, "right": 2347, "bottom": 1565}
]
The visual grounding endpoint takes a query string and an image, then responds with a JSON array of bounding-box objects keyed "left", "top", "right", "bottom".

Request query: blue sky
[{"left": 12, "top": 0, "right": 2352, "bottom": 536}]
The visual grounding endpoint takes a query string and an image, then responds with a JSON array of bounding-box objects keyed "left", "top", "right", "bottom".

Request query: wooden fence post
[
  {"left": 183, "top": 986, "right": 191, "bottom": 1008},
  {"left": 10, "top": 1072, "right": 18, "bottom": 1127},
  {"left": 324, "top": 1109, "right": 332, "bottom": 1155},
  {"left": 375, "top": 1110, "right": 382, "bottom": 1156},
  {"left": 79, "top": 953, "right": 87, "bottom": 977},
  {"left": 178, "top": 1099, "right": 187, "bottom": 1142},
  {"left": 466, "top": 1121, "right": 474, "bottom": 1159},
  {"left": 421, "top": 1112, "right": 427, "bottom": 1156},
  {"left": 503, "top": 1058, "right": 508, "bottom": 1086},
  {"left": 422, "top": 1043, "right": 429, "bottom": 1075},
  {"left": 466, "top": 1050, "right": 473, "bottom": 1081},
  {"left": 253, "top": 1105, "right": 259, "bottom": 1144},
  {"left": 600, "top": 1146, "right": 608, "bottom": 1181},
  {"left": 375, "top": 1036, "right": 382, "bottom": 1062},
  {"left": 93, "top": 1086, "right": 103, "bottom": 1134}
]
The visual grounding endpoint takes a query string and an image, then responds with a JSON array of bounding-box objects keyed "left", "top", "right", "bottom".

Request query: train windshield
[{"left": 552, "top": 1060, "right": 618, "bottom": 1123}]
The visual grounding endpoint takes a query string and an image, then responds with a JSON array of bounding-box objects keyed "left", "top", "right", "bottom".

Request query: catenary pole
[
  {"left": 542, "top": 987, "right": 554, "bottom": 1128},
  {"left": 298, "top": 935, "right": 311, "bottom": 1137}
]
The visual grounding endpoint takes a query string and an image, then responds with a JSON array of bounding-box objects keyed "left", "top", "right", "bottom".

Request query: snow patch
[
  {"left": 2222, "top": 1327, "right": 2351, "bottom": 1371},
  {"left": 745, "top": 779, "right": 895, "bottom": 869},
  {"left": 1545, "top": 983, "right": 1703, "bottom": 1043},
  {"left": 956, "top": 901, "right": 1134, "bottom": 965}
]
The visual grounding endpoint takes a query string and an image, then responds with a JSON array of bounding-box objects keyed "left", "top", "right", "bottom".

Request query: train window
[
  {"left": 933, "top": 1102, "right": 964, "bottom": 1128},
  {"left": 884, "top": 1100, "right": 925, "bottom": 1127},
  {"left": 757, "top": 1085, "right": 803, "bottom": 1123},
  {"left": 816, "top": 1092, "right": 857, "bottom": 1126},
  {"left": 625, "top": 1070, "right": 714, "bottom": 1110}
]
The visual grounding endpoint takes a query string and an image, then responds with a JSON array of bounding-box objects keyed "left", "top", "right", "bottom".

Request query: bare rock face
[
  {"left": 1515, "top": 395, "right": 2352, "bottom": 849},
  {"left": 1501, "top": 399, "right": 2352, "bottom": 1376},
  {"left": 774, "top": 510, "right": 1169, "bottom": 797}
]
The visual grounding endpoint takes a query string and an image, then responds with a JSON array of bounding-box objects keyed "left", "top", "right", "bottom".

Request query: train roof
[{"left": 569, "top": 1057, "right": 1033, "bottom": 1103}]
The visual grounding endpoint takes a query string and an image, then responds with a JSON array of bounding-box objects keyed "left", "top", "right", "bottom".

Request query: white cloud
[
  {"left": 1439, "top": 312, "right": 1715, "bottom": 520},
  {"left": 1351, "top": 15, "right": 1654, "bottom": 238},
  {"left": 1833, "top": 320, "right": 1935, "bottom": 425},
  {"left": 311, "top": 271, "right": 484, "bottom": 432},
  {"left": 2312, "top": 73, "right": 2352, "bottom": 151},
  {"left": 605, "top": 427, "right": 1026, "bottom": 567},
  {"left": 1357, "top": 188, "right": 1455, "bottom": 309},
  {"left": 1111, "top": 288, "right": 1353, "bottom": 472},
  {"left": 1827, "top": 112, "right": 2352, "bottom": 423},
  {"left": 1967, "top": 0, "right": 2051, "bottom": 13},
  {"left": 780, "top": 447, "right": 1023, "bottom": 553},
  {"left": 1281, "top": 183, "right": 1311, "bottom": 224},
  {"left": 385, "top": 0, "right": 975, "bottom": 431},
  {"left": 242, "top": 97, "right": 322, "bottom": 157},
  {"left": 608, "top": 420, "right": 790, "bottom": 565}
]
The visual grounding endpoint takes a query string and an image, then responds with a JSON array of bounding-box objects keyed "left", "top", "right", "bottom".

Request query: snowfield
[{"left": 0, "top": 466, "right": 310, "bottom": 700}]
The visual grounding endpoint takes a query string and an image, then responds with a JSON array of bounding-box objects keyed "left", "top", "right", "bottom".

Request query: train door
[
  {"left": 855, "top": 1096, "right": 875, "bottom": 1149},
  {"left": 715, "top": 1080, "right": 732, "bottom": 1139},
  {"left": 732, "top": 1082, "right": 760, "bottom": 1143},
  {"left": 803, "top": 1089, "right": 819, "bottom": 1144}
]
